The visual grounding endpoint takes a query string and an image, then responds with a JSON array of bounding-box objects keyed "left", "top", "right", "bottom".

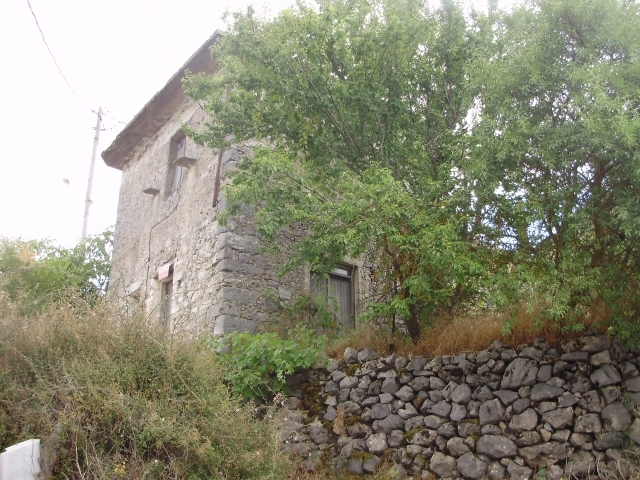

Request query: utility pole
[{"left": 81, "top": 107, "right": 103, "bottom": 240}]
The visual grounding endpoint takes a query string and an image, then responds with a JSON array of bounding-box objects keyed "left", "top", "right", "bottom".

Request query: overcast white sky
[
  {"left": 0, "top": 0, "right": 293, "bottom": 247},
  {"left": 1, "top": 0, "right": 504, "bottom": 248}
]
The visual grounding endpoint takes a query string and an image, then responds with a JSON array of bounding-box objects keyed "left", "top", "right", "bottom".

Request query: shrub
[
  {"left": 0, "top": 294, "right": 291, "bottom": 479},
  {"left": 206, "top": 326, "right": 326, "bottom": 398}
]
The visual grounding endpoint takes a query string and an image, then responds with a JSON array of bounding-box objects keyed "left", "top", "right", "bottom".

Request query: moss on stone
[
  {"left": 403, "top": 427, "right": 423, "bottom": 440},
  {"left": 351, "top": 451, "right": 376, "bottom": 461},
  {"left": 346, "top": 364, "right": 360, "bottom": 376}
]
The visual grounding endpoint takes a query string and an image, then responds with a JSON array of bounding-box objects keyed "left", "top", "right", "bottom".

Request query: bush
[
  {"left": 0, "top": 294, "right": 291, "bottom": 479},
  {"left": 0, "top": 230, "right": 112, "bottom": 314},
  {"left": 206, "top": 326, "right": 326, "bottom": 398}
]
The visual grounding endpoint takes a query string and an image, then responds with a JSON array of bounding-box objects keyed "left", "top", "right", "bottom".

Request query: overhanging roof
[{"left": 102, "top": 30, "right": 223, "bottom": 170}]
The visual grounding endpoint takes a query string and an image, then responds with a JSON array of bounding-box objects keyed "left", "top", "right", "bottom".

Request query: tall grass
[{"left": 0, "top": 292, "right": 291, "bottom": 479}]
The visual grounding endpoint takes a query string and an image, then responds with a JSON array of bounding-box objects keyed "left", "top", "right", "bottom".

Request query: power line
[{"left": 26, "top": 0, "right": 95, "bottom": 115}]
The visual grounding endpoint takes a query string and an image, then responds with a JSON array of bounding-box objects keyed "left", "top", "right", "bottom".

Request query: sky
[
  {"left": 0, "top": 0, "right": 292, "bottom": 247},
  {"left": 1, "top": 0, "right": 505, "bottom": 248}
]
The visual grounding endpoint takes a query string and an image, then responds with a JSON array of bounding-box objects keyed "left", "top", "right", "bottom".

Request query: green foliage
[
  {"left": 185, "top": 0, "right": 640, "bottom": 342},
  {"left": 470, "top": 0, "right": 640, "bottom": 338},
  {"left": 268, "top": 291, "right": 341, "bottom": 338},
  {"left": 206, "top": 326, "right": 326, "bottom": 398},
  {"left": 0, "top": 229, "right": 113, "bottom": 313},
  {"left": 0, "top": 299, "right": 290, "bottom": 479}
]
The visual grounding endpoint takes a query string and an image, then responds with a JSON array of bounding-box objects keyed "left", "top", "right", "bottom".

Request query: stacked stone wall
[{"left": 282, "top": 335, "right": 640, "bottom": 479}]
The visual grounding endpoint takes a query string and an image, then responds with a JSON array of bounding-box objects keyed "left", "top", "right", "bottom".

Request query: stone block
[
  {"left": 216, "top": 286, "right": 257, "bottom": 305},
  {"left": 213, "top": 315, "right": 256, "bottom": 335}
]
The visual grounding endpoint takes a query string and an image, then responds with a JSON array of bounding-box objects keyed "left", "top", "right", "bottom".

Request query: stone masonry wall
[
  {"left": 281, "top": 335, "right": 640, "bottom": 479},
  {"left": 108, "top": 97, "right": 305, "bottom": 334}
]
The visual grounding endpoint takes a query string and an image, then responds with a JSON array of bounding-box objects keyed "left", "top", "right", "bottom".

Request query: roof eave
[{"left": 102, "top": 30, "right": 223, "bottom": 170}]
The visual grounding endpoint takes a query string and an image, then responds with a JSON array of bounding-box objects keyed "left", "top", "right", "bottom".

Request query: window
[
  {"left": 167, "top": 133, "right": 186, "bottom": 195},
  {"left": 311, "top": 266, "right": 354, "bottom": 328},
  {"left": 160, "top": 278, "right": 173, "bottom": 324}
]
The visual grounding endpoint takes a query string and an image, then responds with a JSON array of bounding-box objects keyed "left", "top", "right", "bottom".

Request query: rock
[
  {"left": 348, "top": 458, "right": 364, "bottom": 474},
  {"left": 479, "top": 399, "right": 505, "bottom": 426},
  {"left": 507, "top": 460, "right": 533, "bottom": 479},
  {"left": 339, "top": 376, "right": 359, "bottom": 389},
  {"left": 557, "top": 391, "right": 578, "bottom": 407},
  {"left": 594, "top": 432, "right": 623, "bottom": 450},
  {"left": 309, "top": 419, "right": 335, "bottom": 444},
  {"left": 380, "top": 392, "right": 394, "bottom": 404},
  {"left": 501, "top": 358, "right": 538, "bottom": 389},
  {"left": 347, "top": 423, "right": 370, "bottom": 439},
  {"left": 476, "top": 435, "right": 518, "bottom": 459},
  {"left": 487, "top": 461, "right": 506, "bottom": 480},
  {"left": 387, "top": 429, "right": 405, "bottom": 448},
  {"left": 429, "top": 452, "right": 456, "bottom": 478},
  {"left": 537, "top": 364, "right": 552, "bottom": 382},
  {"left": 437, "top": 422, "right": 457, "bottom": 438},
  {"left": 570, "top": 375, "right": 592, "bottom": 393},
  {"left": 481, "top": 424, "right": 502, "bottom": 435},
  {"left": 601, "top": 402, "right": 631, "bottom": 431},
  {"left": 374, "top": 414, "right": 405, "bottom": 433},
  {"left": 424, "top": 415, "right": 448, "bottom": 429},
  {"left": 601, "top": 385, "right": 622, "bottom": 405},
  {"left": 381, "top": 377, "right": 401, "bottom": 394},
  {"left": 580, "top": 390, "right": 603, "bottom": 413},
  {"left": 344, "top": 347, "right": 358, "bottom": 364},
  {"left": 518, "top": 442, "right": 569, "bottom": 464},
  {"left": 590, "top": 364, "right": 622, "bottom": 387},
  {"left": 389, "top": 463, "right": 408, "bottom": 479},
  {"left": 366, "top": 432, "right": 388, "bottom": 454},
  {"left": 569, "top": 432, "right": 592, "bottom": 447},
  {"left": 430, "top": 400, "right": 452, "bottom": 418},
  {"left": 520, "top": 347, "right": 542, "bottom": 361},
  {"left": 561, "top": 351, "right": 589, "bottom": 362},
  {"left": 458, "top": 421, "right": 481, "bottom": 438},
  {"left": 512, "top": 398, "right": 531, "bottom": 414},
  {"left": 580, "top": 335, "right": 609, "bottom": 353},
  {"left": 494, "top": 390, "right": 519, "bottom": 405},
  {"left": 430, "top": 376, "right": 446, "bottom": 390},
  {"left": 574, "top": 414, "right": 603, "bottom": 434},
  {"left": 398, "top": 402, "right": 418, "bottom": 420},
  {"left": 550, "top": 429, "right": 570, "bottom": 442},
  {"left": 409, "top": 429, "right": 437, "bottom": 446},
  {"left": 395, "top": 385, "right": 415, "bottom": 402},
  {"left": 358, "top": 347, "right": 378, "bottom": 363},
  {"left": 457, "top": 452, "right": 488, "bottom": 479},
  {"left": 514, "top": 431, "right": 541, "bottom": 447},
  {"left": 541, "top": 407, "right": 574, "bottom": 429},
  {"left": 625, "top": 376, "right": 640, "bottom": 392},
  {"left": 407, "top": 356, "right": 427, "bottom": 371},
  {"left": 553, "top": 360, "right": 571, "bottom": 376},
  {"left": 447, "top": 436, "right": 471, "bottom": 457},
  {"left": 363, "top": 455, "right": 381, "bottom": 473},
  {"left": 302, "top": 451, "right": 323, "bottom": 471},
  {"left": 450, "top": 403, "right": 467, "bottom": 422},
  {"left": 530, "top": 383, "right": 564, "bottom": 401},
  {"left": 629, "top": 418, "right": 640, "bottom": 445},
  {"left": 452, "top": 384, "right": 472, "bottom": 404},
  {"left": 564, "top": 450, "right": 595, "bottom": 478},
  {"left": 508, "top": 408, "right": 538, "bottom": 433},
  {"left": 370, "top": 403, "right": 391, "bottom": 420},
  {"left": 590, "top": 350, "right": 611, "bottom": 365}
]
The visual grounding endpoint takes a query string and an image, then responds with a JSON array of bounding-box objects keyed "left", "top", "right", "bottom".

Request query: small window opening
[
  {"left": 167, "top": 132, "right": 186, "bottom": 195},
  {"left": 160, "top": 277, "right": 173, "bottom": 324}
]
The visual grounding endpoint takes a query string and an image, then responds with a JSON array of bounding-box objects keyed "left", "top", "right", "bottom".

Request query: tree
[
  {"left": 185, "top": 0, "right": 488, "bottom": 340},
  {"left": 0, "top": 229, "right": 113, "bottom": 313},
  {"left": 470, "top": 0, "right": 640, "bottom": 339},
  {"left": 185, "top": 0, "right": 640, "bottom": 342}
]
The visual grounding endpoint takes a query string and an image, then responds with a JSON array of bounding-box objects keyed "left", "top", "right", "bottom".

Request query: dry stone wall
[{"left": 281, "top": 335, "right": 640, "bottom": 479}]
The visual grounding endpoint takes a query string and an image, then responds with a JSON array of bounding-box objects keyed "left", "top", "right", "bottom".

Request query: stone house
[{"left": 102, "top": 32, "right": 370, "bottom": 335}]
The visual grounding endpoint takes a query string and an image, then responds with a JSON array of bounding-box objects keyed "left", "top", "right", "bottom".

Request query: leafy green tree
[
  {"left": 185, "top": 0, "right": 640, "bottom": 341},
  {"left": 185, "top": 0, "right": 489, "bottom": 340},
  {"left": 0, "top": 229, "right": 113, "bottom": 313},
  {"left": 471, "top": 0, "right": 640, "bottom": 338}
]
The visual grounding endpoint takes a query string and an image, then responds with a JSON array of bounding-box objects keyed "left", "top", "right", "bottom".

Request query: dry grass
[
  {"left": 0, "top": 292, "right": 292, "bottom": 479},
  {"left": 328, "top": 306, "right": 606, "bottom": 360}
]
